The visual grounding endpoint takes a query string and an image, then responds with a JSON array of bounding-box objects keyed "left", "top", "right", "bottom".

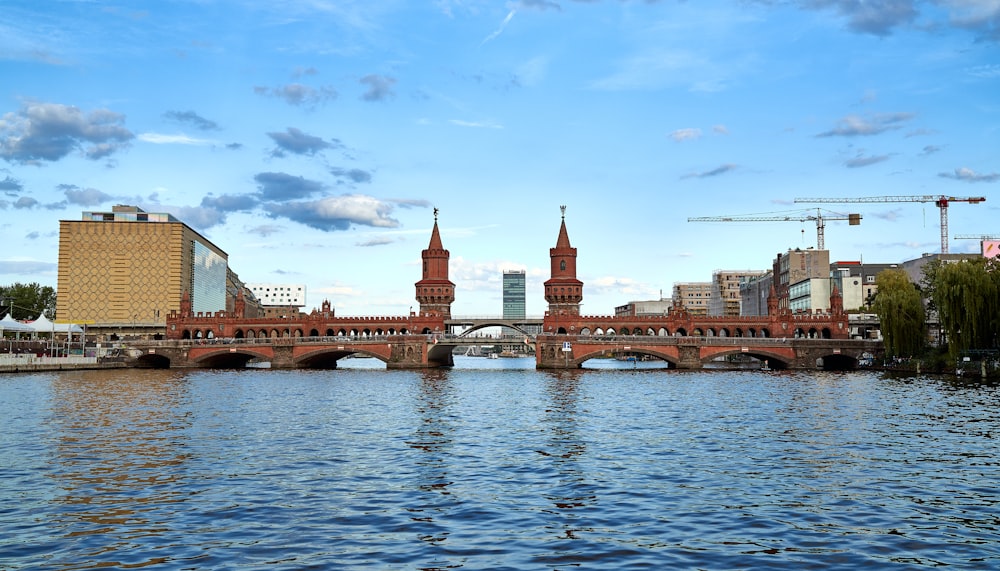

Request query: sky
[{"left": 1, "top": 0, "right": 998, "bottom": 317}]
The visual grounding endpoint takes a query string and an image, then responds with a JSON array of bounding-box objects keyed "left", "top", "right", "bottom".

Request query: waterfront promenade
[{"left": 0, "top": 353, "right": 126, "bottom": 373}]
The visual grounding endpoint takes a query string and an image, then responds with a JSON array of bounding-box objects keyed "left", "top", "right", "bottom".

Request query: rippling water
[{"left": 1, "top": 358, "right": 998, "bottom": 570}]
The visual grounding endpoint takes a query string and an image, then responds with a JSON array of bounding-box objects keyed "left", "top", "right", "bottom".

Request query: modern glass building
[
  {"left": 502, "top": 270, "right": 526, "bottom": 319},
  {"left": 57, "top": 205, "right": 229, "bottom": 337}
]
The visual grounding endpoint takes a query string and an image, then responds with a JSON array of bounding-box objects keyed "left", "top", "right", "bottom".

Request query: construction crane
[
  {"left": 954, "top": 234, "right": 1000, "bottom": 240},
  {"left": 955, "top": 234, "right": 1000, "bottom": 258},
  {"left": 794, "top": 196, "right": 986, "bottom": 254},
  {"left": 687, "top": 209, "right": 861, "bottom": 250}
]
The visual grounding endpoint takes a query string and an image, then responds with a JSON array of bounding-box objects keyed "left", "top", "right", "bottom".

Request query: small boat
[{"left": 488, "top": 352, "right": 499, "bottom": 359}]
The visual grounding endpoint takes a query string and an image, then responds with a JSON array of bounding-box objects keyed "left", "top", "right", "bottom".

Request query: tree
[
  {"left": 0, "top": 282, "right": 57, "bottom": 320},
  {"left": 871, "top": 269, "right": 926, "bottom": 357},
  {"left": 929, "top": 258, "right": 999, "bottom": 358}
]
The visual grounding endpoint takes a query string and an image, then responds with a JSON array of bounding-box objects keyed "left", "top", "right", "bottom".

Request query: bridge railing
[
  {"left": 130, "top": 332, "right": 878, "bottom": 349},
  {"left": 535, "top": 334, "right": 879, "bottom": 347}
]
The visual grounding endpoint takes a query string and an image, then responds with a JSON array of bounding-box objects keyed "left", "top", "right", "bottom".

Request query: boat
[{"left": 488, "top": 352, "right": 499, "bottom": 359}]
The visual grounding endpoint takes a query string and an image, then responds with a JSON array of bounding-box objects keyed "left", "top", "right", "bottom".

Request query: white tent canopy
[
  {"left": 26, "top": 314, "right": 85, "bottom": 334},
  {"left": 0, "top": 313, "right": 35, "bottom": 333}
]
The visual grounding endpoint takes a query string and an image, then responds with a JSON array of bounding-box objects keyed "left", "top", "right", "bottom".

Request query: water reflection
[
  {"left": 45, "top": 370, "right": 192, "bottom": 569},
  {"left": 405, "top": 369, "right": 457, "bottom": 551},
  {"left": 2, "top": 368, "right": 997, "bottom": 570},
  {"left": 539, "top": 370, "right": 595, "bottom": 542}
]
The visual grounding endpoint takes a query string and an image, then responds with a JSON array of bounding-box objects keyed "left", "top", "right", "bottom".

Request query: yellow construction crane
[
  {"left": 687, "top": 209, "right": 861, "bottom": 250},
  {"left": 794, "top": 195, "right": 986, "bottom": 254}
]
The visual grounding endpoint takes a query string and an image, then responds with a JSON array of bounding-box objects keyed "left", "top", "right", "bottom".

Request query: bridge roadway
[{"left": 126, "top": 333, "right": 880, "bottom": 370}]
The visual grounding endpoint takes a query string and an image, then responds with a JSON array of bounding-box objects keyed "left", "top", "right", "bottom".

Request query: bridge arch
[
  {"left": 700, "top": 348, "right": 792, "bottom": 369},
  {"left": 295, "top": 347, "right": 389, "bottom": 369},
  {"left": 132, "top": 353, "right": 171, "bottom": 369},
  {"left": 570, "top": 348, "right": 678, "bottom": 368},
  {"left": 190, "top": 347, "right": 272, "bottom": 368},
  {"left": 816, "top": 353, "right": 858, "bottom": 370},
  {"left": 455, "top": 321, "right": 536, "bottom": 337}
]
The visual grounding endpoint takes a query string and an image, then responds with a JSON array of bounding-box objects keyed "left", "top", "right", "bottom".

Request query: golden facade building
[
  {"left": 57, "top": 205, "right": 229, "bottom": 338},
  {"left": 671, "top": 282, "right": 713, "bottom": 317}
]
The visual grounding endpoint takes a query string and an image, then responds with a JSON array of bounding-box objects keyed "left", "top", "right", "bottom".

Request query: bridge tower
[
  {"left": 414, "top": 208, "right": 455, "bottom": 319},
  {"left": 544, "top": 205, "right": 584, "bottom": 317}
]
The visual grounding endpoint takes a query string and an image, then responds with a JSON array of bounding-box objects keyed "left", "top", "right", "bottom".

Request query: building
[
  {"left": 709, "top": 270, "right": 768, "bottom": 317},
  {"left": 57, "top": 205, "right": 231, "bottom": 338},
  {"left": 788, "top": 277, "right": 832, "bottom": 314},
  {"left": 829, "top": 260, "right": 897, "bottom": 312},
  {"left": 739, "top": 272, "right": 774, "bottom": 316},
  {"left": 899, "top": 252, "right": 981, "bottom": 285},
  {"left": 247, "top": 283, "right": 306, "bottom": 318},
  {"left": 671, "top": 282, "right": 713, "bottom": 316},
  {"left": 773, "top": 248, "right": 830, "bottom": 311},
  {"left": 502, "top": 270, "right": 526, "bottom": 319},
  {"left": 228, "top": 269, "right": 263, "bottom": 319},
  {"left": 614, "top": 297, "right": 673, "bottom": 317}
]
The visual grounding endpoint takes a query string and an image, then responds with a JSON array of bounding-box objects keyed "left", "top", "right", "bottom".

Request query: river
[{"left": 1, "top": 357, "right": 997, "bottom": 570}]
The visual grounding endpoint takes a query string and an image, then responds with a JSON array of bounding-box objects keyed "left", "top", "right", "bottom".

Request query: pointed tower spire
[
  {"left": 830, "top": 283, "right": 844, "bottom": 315},
  {"left": 544, "top": 205, "right": 584, "bottom": 316},
  {"left": 767, "top": 284, "right": 778, "bottom": 316},
  {"left": 414, "top": 207, "right": 455, "bottom": 318}
]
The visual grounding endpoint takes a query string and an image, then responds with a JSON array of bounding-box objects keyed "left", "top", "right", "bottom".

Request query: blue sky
[{"left": 1, "top": 0, "right": 998, "bottom": 317}]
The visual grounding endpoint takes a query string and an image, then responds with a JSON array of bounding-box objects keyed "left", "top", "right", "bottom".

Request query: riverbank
[{"left": 0, "top": 354, "right": 127, "bottom": 373}]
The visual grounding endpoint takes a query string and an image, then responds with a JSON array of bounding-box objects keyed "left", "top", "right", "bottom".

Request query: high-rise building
[
  {"left": 503, "top": 270, "right": 526, "bottom": 319},
  {"left": 57, "top": 205, "right": 229, "bottom": 338}
]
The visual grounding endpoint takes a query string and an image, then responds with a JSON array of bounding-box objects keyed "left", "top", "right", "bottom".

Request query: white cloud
[{"left": 138, "top": 133, "right": 216, "bottom": 145}]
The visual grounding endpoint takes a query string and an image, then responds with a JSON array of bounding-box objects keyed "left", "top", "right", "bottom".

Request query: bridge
[
  {"left": 126, "top": 333, "right": 878, "bottom": 370},
  {"left": 445, "top": 316, "right": 544, "bottom": 336},
  {"left": 154, "top": 207, "right": 881, "bottom": 371}
]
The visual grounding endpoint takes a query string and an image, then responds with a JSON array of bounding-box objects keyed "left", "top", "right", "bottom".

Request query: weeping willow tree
[
  {"left": 872, "top": 269, "right": 926, "bottom": 357},
  {"left": 928, "top": 258, "right": 1000, "bottom": 359}
]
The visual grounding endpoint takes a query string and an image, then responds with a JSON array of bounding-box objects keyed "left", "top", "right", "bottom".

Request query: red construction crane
[{"left": 794, "top": 196, "right": 986, "bottom": 254}]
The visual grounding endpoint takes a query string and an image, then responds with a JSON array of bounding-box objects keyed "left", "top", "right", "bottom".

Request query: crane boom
[
  {"left": 794, "top": 195, "right": 986, "bottom": 254},
  {"left": 687, "top": 209, "right": 861, "bottom": 250},
  {"left": 954, "top": 234, "right": 1000, "bottom": 240}
]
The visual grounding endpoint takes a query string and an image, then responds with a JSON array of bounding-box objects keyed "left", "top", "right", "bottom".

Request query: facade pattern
[{"left": 57, "top": 206, "right": 228, "bottom": 335}]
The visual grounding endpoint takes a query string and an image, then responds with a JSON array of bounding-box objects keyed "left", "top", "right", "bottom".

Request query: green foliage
[
  {"left": 929, "top": 258, "right": 1000, "bottom": 359},
  {"left": 0, "top": 282, "right": 57, "bottom": 320},
  {"left": 871, "top": 269, "right": 926, "bottom": 357}
]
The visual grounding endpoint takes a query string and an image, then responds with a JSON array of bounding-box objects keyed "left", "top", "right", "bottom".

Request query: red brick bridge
[{"left": 148, "top": 207, "right": 876, "bottom": 370}]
